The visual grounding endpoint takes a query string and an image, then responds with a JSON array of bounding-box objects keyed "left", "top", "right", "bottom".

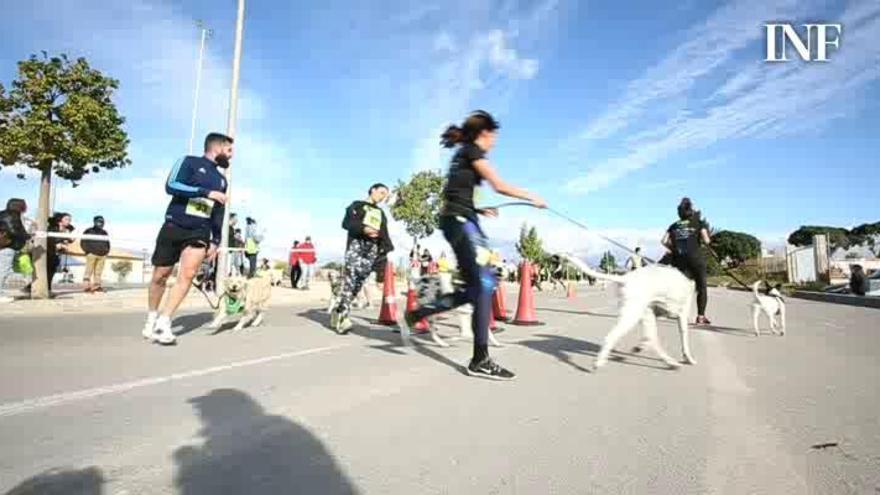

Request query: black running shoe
[{"left": 466, "top": 357, "right": 516, "bottom": 381}]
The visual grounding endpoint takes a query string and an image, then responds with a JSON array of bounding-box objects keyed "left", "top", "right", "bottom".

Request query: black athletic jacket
[
  {"left": 82, "top": 227, "right": 111, "bottom": 256},
  {"left": 341, "top": 200, "right": 394, "bottom": 255}
]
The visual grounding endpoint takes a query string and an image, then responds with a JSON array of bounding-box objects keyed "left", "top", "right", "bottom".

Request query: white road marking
[{"left": 0, "top": 344, "right": 349, "bottom": 419}]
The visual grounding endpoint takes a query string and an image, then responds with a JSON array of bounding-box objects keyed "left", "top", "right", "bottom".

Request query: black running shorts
[{"left": 151, "top": 222, "right": 211, "bottom": 267}]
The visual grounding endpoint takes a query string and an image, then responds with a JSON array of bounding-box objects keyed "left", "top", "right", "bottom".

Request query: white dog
[
  {"left": 751, "top": 281, "right": 786, "bottom": 337},
  {"left": 558, "top": 254, "right": 698, "bottom": 370},
  {"left": 208, "top": 274, "right": 273, "bottom": 332}
]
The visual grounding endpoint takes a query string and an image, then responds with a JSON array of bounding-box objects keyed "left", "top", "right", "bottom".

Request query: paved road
[{"left": 1, "top": 286, "right": 878, "bottom": 494}]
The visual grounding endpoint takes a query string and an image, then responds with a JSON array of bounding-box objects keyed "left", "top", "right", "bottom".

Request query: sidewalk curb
[{"left": 790, "top": 291, "right": 880, "bottom": 309}]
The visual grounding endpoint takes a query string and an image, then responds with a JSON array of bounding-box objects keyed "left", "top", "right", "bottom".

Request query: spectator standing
[
  {"left": 299, "top": 236, "right": 317, "bottom": 290},
  {"left": 244, "top": 217, "right": 263, "bottom": 278},
  {"left": 850, "top": 265, "right": 868, "bottom": 296},
  {"left": 47, "top": 212, "right": 74, "bottom": 295},
  {"left": 81, "top": 215, "right": 110, "bottom": 293},
  {"left": 0, "top": 198, "right": 29, "bottom": 304},
  {"left": 289, "top": 241, "right": 302, "bottom": 288}
]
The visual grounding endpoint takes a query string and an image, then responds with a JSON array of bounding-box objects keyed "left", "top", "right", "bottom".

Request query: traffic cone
[
  {"left": 489, "top": 300, "right": 499, "bottom": 332},
  {"left": 513, "top": 261, "right": 543, "bottom": 326},
  {"left": 566, "top": 281, "right": 576, "bottom": 299},
  {"left": 378, "top": 262, "right": 398, "bottom": 325},
  {"left": 493, "top": 287, "right": 508, "bottom": 321},
  {"left": 405, "top": 288, "right": 430, "bottom": 333}
]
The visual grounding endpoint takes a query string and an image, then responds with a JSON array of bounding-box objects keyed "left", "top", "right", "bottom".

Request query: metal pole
[
  {"left": 216, "top": 0, "right": 245, "bottom": 289},
  {"left": 188, "top": 22, "right": 210, "bottom": 155}
]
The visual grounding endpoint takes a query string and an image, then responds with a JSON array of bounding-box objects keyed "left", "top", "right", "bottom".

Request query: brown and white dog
[
  {"left": 208, "top": 274, "right": 273, "bottom": 331},
  {"left": 557, "top": 253, "right": 698, "bottom": 371}
]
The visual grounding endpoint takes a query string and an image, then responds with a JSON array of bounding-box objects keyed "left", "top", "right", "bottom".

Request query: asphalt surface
[{"left": 0, "top": 286, "right": 878, "bottom": 494}]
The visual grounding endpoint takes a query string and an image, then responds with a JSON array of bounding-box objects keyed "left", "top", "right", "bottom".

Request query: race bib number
[
  {"left": 186, "top": 197, "right": 214, "bottom": 219},
  {"left": 363, "top": 207, "right": 383, "bottom": 231}
]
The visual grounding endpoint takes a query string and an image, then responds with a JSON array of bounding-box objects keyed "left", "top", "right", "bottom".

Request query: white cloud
[
  {"left": 566, "top": 0, "right": 880, "bottom": 194},
  {"left": 686, "top": 156, "right": 727, "bottom": 170}
]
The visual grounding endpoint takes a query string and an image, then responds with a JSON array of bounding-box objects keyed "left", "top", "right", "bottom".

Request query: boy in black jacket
[
  {"left": 331, "top": 183, "right": 394, "bottom": 334},
  {"left": 82, "top": 216, "right": 111, "bottom": 293}
]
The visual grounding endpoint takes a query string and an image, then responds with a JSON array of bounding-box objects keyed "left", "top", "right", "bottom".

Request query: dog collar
[{"left": 226, "top": 296, "right": 245, "bottom": 315}]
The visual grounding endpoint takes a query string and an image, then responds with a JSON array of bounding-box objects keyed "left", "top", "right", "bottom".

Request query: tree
[
  {"left": 710, "top": 230, "right": 761, "bottom": 266},
  {"left": 787, "top": 226, "right": 851, "bottom": 250},
  {"left": 389, "top": 170, "right": 444, "bottom": 245},
  {"left": 516, "top": 224, "right": 544, "bottom": 263},
  {"left": 0, "top": 53, "right": 130, "bottom": 298},
  {"left": 849, "top": 222, "right": 880, "bottom": 254},
  {"left": 111, "top": 260, "right": 133, "bottom": 283},
  {"left": 599, "top": 251, "right": 618, "bottom": 273}
]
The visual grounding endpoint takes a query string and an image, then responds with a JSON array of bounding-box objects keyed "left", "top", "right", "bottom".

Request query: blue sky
[{"left": 1, "top": 0, "right": 878, "bottom": 263}]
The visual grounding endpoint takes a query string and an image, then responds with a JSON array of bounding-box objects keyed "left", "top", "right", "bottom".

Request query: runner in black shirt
[
  {"left": 662, "top": 197, "right": 713, "bottom": 325},
  {"left": 402, "top": 110, "right": 546, "bottom": 380}
]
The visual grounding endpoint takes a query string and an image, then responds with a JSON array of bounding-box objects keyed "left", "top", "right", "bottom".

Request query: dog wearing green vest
[{"left": 208, "top": 273, "right": 273, "bottom": 332}]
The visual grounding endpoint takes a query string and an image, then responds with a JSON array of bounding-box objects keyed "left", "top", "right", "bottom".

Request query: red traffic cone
[
  {"left": 566, "top": 281, "right": 576, "bottom": 300},
  {"left": 405, "top": 288, "right": 430, "bottom": 333},
  {"left": 378, "top": 262, "right": 398, "bottom": 325},
  {"left": 493, "top": 287, "right": 508, "bottom": 321},
  {"left": 489, "top": 300, "right": 499, "bottom": 332},
  {"left": 513, "top": 261, "right": 543, "bottom": 326}
]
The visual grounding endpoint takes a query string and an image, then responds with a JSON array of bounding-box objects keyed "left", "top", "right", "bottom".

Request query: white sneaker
[
  {"left": 142, "top": 316, "right": 158, "bottom": 340},
  {"left": 154, "top": 317, "right": 177, "bottom": 346},
  {"left": 0, "top": 296, "right": 14, "bottom": 304}
]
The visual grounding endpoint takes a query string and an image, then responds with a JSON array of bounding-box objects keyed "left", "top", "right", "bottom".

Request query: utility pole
[
  {"left": 189, "top": 21, "right": 213, "bottom": 155},
  {"left": 216, "top": 0, "right": 245, "bottom": 289}
]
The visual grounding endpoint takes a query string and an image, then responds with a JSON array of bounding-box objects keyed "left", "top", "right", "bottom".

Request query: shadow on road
[
  {"left": 536, "top": 307, "right": 618, "bottom": 318},
  {"left": 297, "top": 308, "right": 467, "bottom": 375},
  {"left": 701, "top": 325, "right": 754, "bottom": 337},
  {"left": 174, "top": 388, "right": 360, "bottom": 495},
  {"left": 4, "top": 467, "right": 104, "bottom": 495},
  {"left": 519, "top": 333, "right": 669, "bottom": 373},
  {"left": 173, "top": 312, "right": 216, "bottom": 337}
]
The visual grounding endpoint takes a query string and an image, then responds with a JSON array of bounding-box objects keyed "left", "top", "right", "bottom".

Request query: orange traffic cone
[
  {"left": 489, "top": 300, "right": 500, "bottom": 332},
  {"left": 566, "top": 281, "right": 576, "bottom": 299},
  {"left": 513, "top": 261, "right": 543, "bottom": 326},
  {"left": 405, "top": 288, "right": 430, "bottom": 333},
  {"left": 378, "top": 262, "right": 398, "bottom": 325},
  {"left": 493, "top": 287, "right": 508, "bottom": 321}
]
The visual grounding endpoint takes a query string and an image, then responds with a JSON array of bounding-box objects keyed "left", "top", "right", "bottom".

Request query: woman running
[
  {"left": 403, "top": 110, "right": 545, "bottom": 380},
  {"left": 662, "top": 197, "right": 712, "bottom": 325}
]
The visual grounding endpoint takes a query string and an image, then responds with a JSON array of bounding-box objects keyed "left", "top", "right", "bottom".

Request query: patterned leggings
[{"left": 336, "top": 238, "right": 379, "bottom": 316}]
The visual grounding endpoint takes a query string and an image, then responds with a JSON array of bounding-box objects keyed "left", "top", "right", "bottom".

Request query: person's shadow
[
  {"left": 174, "top": 388, "right": 360, "bottom": 495},
  {"left": 4, "top": 467, "right": 104, "bottom": 495}
]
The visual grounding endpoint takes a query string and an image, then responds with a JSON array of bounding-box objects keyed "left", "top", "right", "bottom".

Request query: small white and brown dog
[
  {"left": 751, "top": 281, "right": 786, "bottom": 337},
  {"left": 208, "top": 274, "right": 273, "bottom": 331},
  {"left": 558, "top": 253, "right": 698, "bottom": 371}
]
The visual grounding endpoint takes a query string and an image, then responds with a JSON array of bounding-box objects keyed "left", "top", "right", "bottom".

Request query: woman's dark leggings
[
  {"left": 412, "top": 216, "right": 496, "bottom": 361},
  {"left": 247, "top": 254, "right": 258, "bottom": 278},
  {"left": 673, "top": 254, "right": 708, "bottom": 316}
]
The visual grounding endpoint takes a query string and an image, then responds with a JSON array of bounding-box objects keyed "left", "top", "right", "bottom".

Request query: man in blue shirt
[{"left": 143, "top": 133, "right": 232, "bottom": 345}]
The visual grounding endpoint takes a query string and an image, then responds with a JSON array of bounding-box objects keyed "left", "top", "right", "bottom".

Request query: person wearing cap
[
  {"left": 401, "top": 110, "right": 546, "bottom": 381},
  {"left": 298, "top": 236, "right": 317, "bottom": 290},
  {"left": 82, "top": 215, "right": 111, "bottom": 293}
]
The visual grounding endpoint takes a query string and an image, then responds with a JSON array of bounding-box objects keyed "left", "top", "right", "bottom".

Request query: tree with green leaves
[
  {"left": 710, "top": 230, "right": 761, "bottom": 266},
  {"left": 849, "top": 221, "right": 880, "bottom": 254},
  {"left": 516, "top": 224, "right": 544, "bottom": 263},
  {"left": 599, "top": 251, "right": 618, "bottom": 273},
  {"left": 787, "top": 226, "right": 851, "bottom": 250},
  {"left": 0, "top": 53, "right": 130, "bottom": 298},
  {"left": 389, "top": 170, "right": 444, "bottom": 246}
]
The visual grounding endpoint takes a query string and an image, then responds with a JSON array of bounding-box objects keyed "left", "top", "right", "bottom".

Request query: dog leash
[
  {"left": 484, "top": 201, "right": 657, "bottom": 264},
  {"left": 192, "top": 281, "right": 227, "bottom": 310},
  {"left": 704, "top": 246, "right": 755, "bottom": 291}
]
